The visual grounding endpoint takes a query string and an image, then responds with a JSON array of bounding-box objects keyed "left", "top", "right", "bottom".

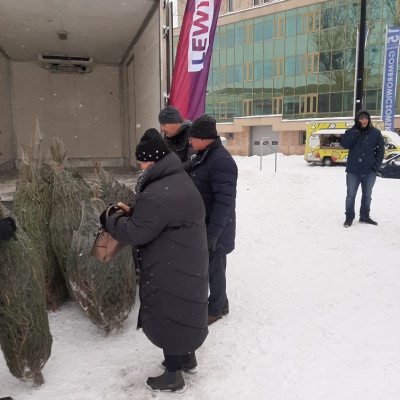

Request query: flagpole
[{"left": 354, "top": 0, "right": 367, "bottom": 114}]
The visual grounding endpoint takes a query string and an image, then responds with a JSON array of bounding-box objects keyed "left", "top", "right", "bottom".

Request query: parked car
[
  {"left": 384, "top": 151, "right": 400, "bottom": 161},
  {"left": 377, "top": 154, "right": 400, "bottom": 179}
]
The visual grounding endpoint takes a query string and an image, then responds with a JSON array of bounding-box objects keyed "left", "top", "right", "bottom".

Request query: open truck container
[
  {"left": 304, "top": 121, "right": 400, "bottom": 166},
  {"left": 0, "top": 1, "right": 173, "bottom": 171}
]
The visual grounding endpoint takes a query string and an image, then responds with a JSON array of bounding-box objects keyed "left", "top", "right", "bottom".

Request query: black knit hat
[
  {"left": 189, "top": 114, "right": 218, "bottom": 139},
  {"left": 135, "top": 128, "right": 170, "bottom": 162},
  {"left": 158, "top": 106, "right": 183, "bottom": 124}
]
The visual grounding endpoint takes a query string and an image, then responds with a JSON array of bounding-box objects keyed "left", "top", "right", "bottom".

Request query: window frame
[
  {"left": 272, "top": 97, "right": 283, "bottom": 114},
  {"left": 300, "top": 94, "right": 318, "bottom": 114}
]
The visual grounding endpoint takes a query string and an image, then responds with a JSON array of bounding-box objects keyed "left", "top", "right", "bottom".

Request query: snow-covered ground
[{"left": 1, "top": 154, "right": 400, "bottom": 400}]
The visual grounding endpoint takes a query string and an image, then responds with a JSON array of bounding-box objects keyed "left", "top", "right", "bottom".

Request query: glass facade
[{"left": 203, "top": 0, "right": 400, "bottom": 123}]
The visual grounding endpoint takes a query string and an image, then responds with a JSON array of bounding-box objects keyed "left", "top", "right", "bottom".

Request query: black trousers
[{"left": 208, "top": 252, "right": 228, "bottom": 316}]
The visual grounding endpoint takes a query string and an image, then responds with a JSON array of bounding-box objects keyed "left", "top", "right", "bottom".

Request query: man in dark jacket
[
  {"left": 188, "top": 114, "right": 238, "bottom": 325},
  {"left": 341, "top": 109, "right": 384, "bottom": 227},
  {"left": 105, "top": 129, "right": 208, "bottom": 393},
  {"left": 158, "top": 105, "right": 195, "bottom": 172}
]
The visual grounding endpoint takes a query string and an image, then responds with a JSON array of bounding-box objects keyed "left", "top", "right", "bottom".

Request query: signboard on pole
[{"left": 381, "top": 26, "right": 400, "bottom": 132}]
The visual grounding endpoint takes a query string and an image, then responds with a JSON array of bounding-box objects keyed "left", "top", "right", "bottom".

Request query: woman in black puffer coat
[{"left": 105, "top": 129, "right": 208, "bottom": 393}]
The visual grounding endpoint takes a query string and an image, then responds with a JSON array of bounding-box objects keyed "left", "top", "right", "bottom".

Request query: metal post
[
  {"left": 260, "top": 136, "right": 277, "bottom": 172},
  {"left": 260, "top": 137, "right": 266, "bottom": 170},
  {"left": 355, "top": 0, "right": 367, "bottom": 114}
]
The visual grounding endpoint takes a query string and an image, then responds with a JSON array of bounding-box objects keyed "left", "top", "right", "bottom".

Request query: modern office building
[{"left": 174, "top": 0, "right": 400, "bottom": 156}]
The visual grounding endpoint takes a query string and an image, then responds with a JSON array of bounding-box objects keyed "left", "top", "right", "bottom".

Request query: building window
[
  {"left": 272, "top": 97, "right": 283, "bottom": 114},
  {"left": 275, "top": 18, "right": 285, "bottom": 38},
  {"left": 331, "top": 50, "right": 345, "bottom": 70},
  {"left": 301, "top": 10, "right": 320, "bottom": 33},
  {"left": 244, "top": 26, "right": 253, "bottom": 44},
  {"left": 219, "top": 102, "right": 228, "bottom": 118},
  {"left": 226, "top": 132, "right": 234, "bottom": 140},
  {"left": 219, "top": 67, "right": 227, "bottom": 84},
  {"left": 227, "top": 66, "right": 235, "bottom": 83},
  {"left": 253, "top": 0, "right": 259, "bottom": 5},
  {"left": 219, "top": 31, "right": 226, "bottom": 48},
  {"left": 300, "top": 94, "right": 318, "bottom": 114},
  {"left": 235, "top": 65, "right": 242, "bottom": 82},
  {"left": 299, "top": 131, "right": 306, "bottom": 145},
  {"left": 298, "top": 53, "right": 319, "bottom": 75},
  {"left": 228, "top": 0, "right": 233, "bottom": 12},
  {"left": 244, "top": 63, "right": 253, "bottom": 81},
  {"left": 272, "top": 58, "right": 284, "bottom": 77},
  {"left": 243, "top": 99, "right": 253, "bottom": 116}
]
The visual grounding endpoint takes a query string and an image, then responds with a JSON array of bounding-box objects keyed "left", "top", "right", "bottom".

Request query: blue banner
[{"left": 381, "top": 26, "right": 400, "bottom": 131}]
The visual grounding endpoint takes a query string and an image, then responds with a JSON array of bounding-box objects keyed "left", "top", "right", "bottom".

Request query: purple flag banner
[{"left": 169, "top": 0, "right": 221, "bottom": 121}]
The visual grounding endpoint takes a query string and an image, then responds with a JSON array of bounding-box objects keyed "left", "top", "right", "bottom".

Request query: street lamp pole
[{"left": 355, "top": 0, "right": 367, "bottom": 114}]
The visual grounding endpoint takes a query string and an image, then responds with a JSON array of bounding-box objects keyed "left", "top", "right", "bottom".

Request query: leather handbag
[{"left": 90, "top": 206, "right": 125, "bottom": 262}]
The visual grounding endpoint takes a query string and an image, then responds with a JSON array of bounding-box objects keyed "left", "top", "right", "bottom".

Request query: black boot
[
  {"left": 359, "top": 216, "right": 378, "bottom": 225},
  {"left": 181, "top": 352, "right": 198, "bottom": 373},
  {"left": 146, "top": 369, "right": 186, "bottom": 393},
  {"left": 343, "top": 214, "right": 354, "bottom": 228},
  {"left": 161, "top": 352, "right": 198, "bottom": 374}
]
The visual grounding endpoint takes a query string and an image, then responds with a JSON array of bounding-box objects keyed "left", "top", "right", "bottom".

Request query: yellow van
[{"left": 304, "top": 121, "right": 400, "bottom": 166}]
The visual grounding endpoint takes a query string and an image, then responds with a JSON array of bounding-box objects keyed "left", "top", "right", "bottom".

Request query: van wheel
[{"left": 322, "top": 157, "right": 333, "bottom": 167}]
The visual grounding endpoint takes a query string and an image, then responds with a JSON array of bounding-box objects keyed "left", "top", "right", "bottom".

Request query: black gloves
[
  {"left": 207, "top": 236, "right": 218, "bottom": 252},
  {"left": 99, "top": 205, "right": 120, "bottom": 229},
  {"left": 0, "top": 217, "right": 17, "bottom": 241}
]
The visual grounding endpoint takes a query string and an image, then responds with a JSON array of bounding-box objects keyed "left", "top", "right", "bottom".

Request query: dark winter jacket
[
  {"left": 164, "top": 120, "right": 195, "bottom": 172},
  {"left": 190, "top": 137, "right": 238, "bottom": 255},
  {"left": 0, "top": 217, "right": 16, "bottom": 241},
  {"left": 105, "top": 152, "right": 208, "bottom": 355},
  {"left": 341, "top": 110, "right": 385, "bottom": 174}
]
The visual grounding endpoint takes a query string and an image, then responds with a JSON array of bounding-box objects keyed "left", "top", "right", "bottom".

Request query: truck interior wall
[
  {"left": 120, "top": 9, "right": 162, "bottom": 169},
  {"left": 2, "top": 4, "right": 163, "bottom": 170},
  {"left": 0, "top": 53, "right": 14, "bottom": 170},
  {"left": 11, "top": 62, "right": 122, "bottom": 167}
]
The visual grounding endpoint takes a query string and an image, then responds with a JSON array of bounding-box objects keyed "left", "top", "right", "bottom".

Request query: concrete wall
[
  {"left": 129, "top": 12, "right": 163, "bottom": 145},
  {"left": 0, "top": 53, "right": 14, "bottom": 170},
  {"left": 120, "top": 8, "right": 165, "bottom": 168},
  {"left": 11, "top": 62, "right": 122, "bottom": 167}
]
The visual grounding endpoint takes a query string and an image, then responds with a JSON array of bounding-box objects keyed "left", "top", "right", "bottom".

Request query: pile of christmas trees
[{"left": 0, "top": 127, "right": 137, "bottom": 386}]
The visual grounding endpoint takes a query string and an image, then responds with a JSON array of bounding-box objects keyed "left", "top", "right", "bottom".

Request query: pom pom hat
[{"left": 135, "top": 128, "right": 170, "bottom": 162}]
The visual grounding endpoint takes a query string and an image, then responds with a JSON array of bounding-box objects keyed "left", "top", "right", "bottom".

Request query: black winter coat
[
  {"left": 164, "top": 121, "right": 195, "bottom": 172},
  {"left": 341, "top": 110, "right": 385, "bottom": 174},
  {"left": 106, "top": 153, "right": 208, "bottom": 355},
  {"left": 190, "top": 137, "right": 238, "bottom": 255}
]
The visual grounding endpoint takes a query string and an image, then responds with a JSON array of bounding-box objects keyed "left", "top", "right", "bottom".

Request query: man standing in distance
[
  {"left": 188, "top": 114, "right": 238, "bottom": 325},
  {"left": 341, "top": 109, "right": 384, "bottom": 227},
  {"left": 158, "top": 105, "right": 194, "bottom": 172}
]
